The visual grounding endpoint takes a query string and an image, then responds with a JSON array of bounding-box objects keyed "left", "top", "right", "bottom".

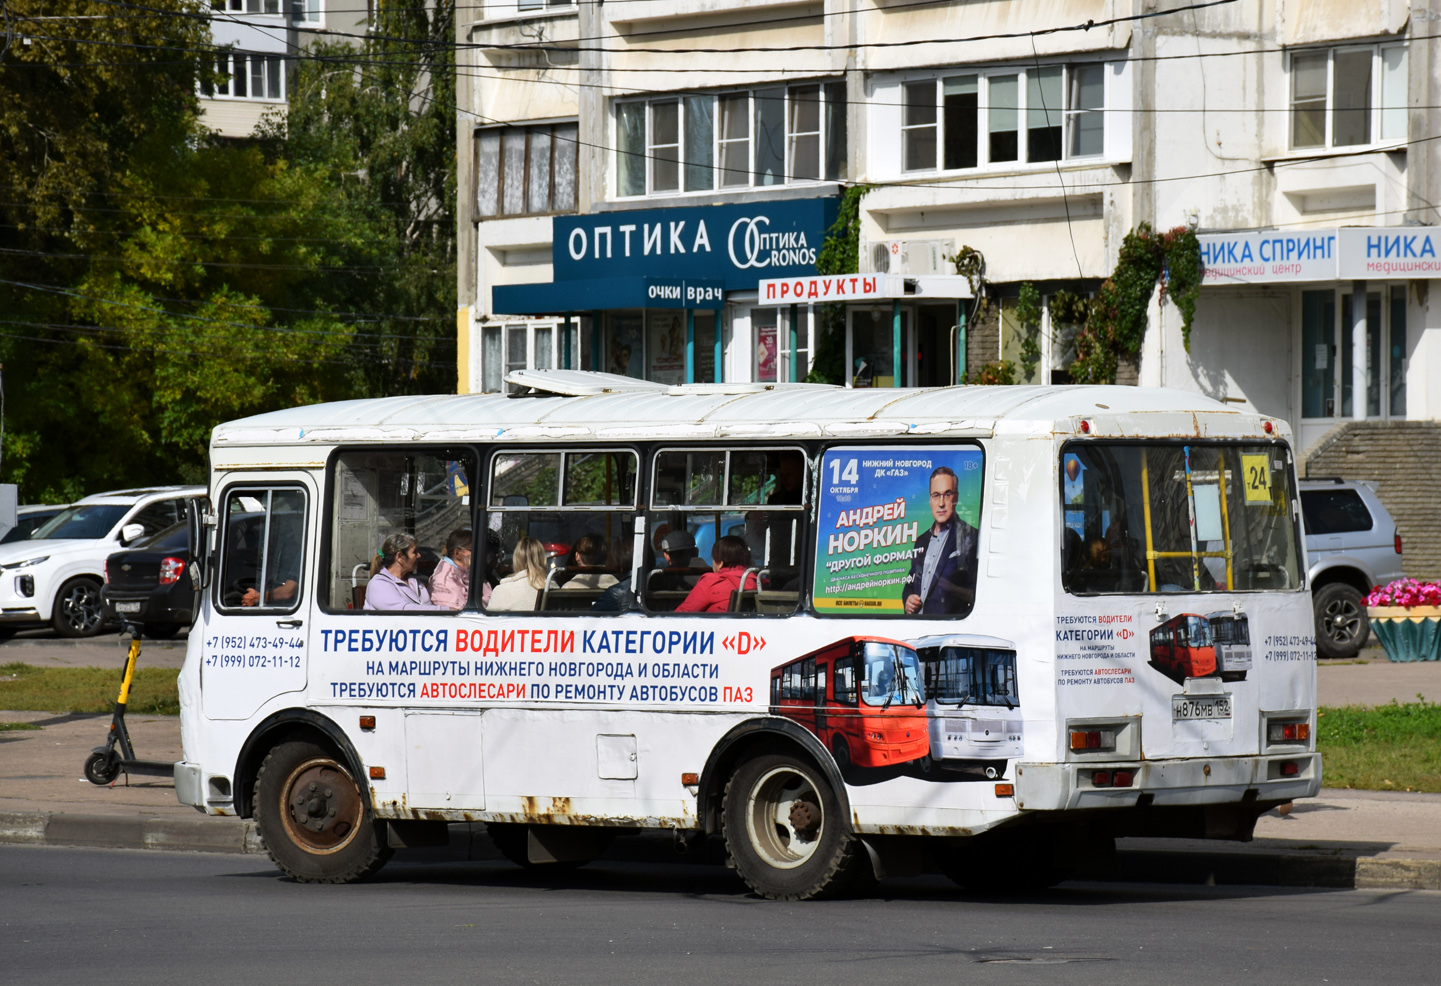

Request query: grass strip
[
  {"left": 0, "top": 721, "right": 42, "bottom": 732},
  {"left": 1317, "top": 699, "right": 1441, "bottom": 793},
  {"left": 0, "top": 662, "right": 179, "bottom": 716}
]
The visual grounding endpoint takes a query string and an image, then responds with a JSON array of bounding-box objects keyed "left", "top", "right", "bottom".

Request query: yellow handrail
[{"left": 1141, "top": 448, "right": 1157, "bottom": 592}]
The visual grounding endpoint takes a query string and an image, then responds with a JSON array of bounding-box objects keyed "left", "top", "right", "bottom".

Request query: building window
[
  {"left": 900, "top": 63, "right": 1105, "bottom": 173},
  {"left": 291, "top": 0, "right": 320, "bottom": 22},
  {"left": 1299, "top": 286, "right": 1406, "bottom": 420},
  {"left": 1290, "top": 44, "right": 1407, "bottom": 150},
  {"left": 476, "top": 123, "right": 578, "bottom": 218},
  {"left": 615, "top": 83, "right": 846, "bottom": 197},
  {"left": 200, "top": 52, "right": 285, "bottom": 101},
  {"left": 480, "top": 320, "right": 581, "bottom": 394},
  {"left": 212, "top": 0, "right": 283, "bottom": 12},
  {"left": 518, "top": 0, "right": 574, "bottom": 9}
]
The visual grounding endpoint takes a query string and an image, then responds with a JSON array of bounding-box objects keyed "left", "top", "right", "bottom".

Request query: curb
[
  {"left": 0, "top": 811, "right": 262, "bottom": 855},
  {"left": 1, "top": 811, "right": 1436, "bottom": 891}
]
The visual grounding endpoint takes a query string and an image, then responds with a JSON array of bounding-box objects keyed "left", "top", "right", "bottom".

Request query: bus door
[{"left": 201, "top": 478, "right": 317, "bottom": 720}]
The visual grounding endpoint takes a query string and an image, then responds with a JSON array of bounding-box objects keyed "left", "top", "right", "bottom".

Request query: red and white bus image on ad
[
  {"left": 769, "top": 636, "right": 928, "bottom": 771},
  {"left": 911, "top": 634, "right": 1023, "bottom": 779},
  {"left": 1149, "top": 612, "right": 1252, "bottom": 684}
]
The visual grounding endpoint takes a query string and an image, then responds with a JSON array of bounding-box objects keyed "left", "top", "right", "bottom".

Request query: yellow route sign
[{"left": 1241, "top": 453, "right": 1272, "bottom": 503}]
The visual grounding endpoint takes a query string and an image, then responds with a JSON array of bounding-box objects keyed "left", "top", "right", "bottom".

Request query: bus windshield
[
  {"left": 860, "top": 642, "right": 924, "bottom": 707},
  {"left": 1185, "top": 616, "right": 1212, "bottom": 648},
  {"left": 1061, "top": 442, "right": 1301, "bottom": 594},
  {"left": 928, "top": 646, "right": 1019, "bottom": 708}
]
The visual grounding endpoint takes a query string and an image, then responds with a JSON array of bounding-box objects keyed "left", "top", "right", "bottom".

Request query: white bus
[{"left": 174, "top": 370, "right": 1320, "bottom": 898}]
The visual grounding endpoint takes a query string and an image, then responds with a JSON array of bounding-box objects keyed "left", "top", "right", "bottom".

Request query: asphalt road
[{"left": 3, "top": 845, "right": 1438, "bottom": 985}]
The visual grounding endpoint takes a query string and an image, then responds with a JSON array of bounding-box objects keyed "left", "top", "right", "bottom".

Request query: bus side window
[
  {"left": 218, "top": 487, "right": 307, "bottom": 613},
  {"left": 326, "top": 449, "right": 476, "bottom": 612},
  {"left": 483, "top": 449, "right": 639, "bottom": 615},
  {"left": 643, "top": 446, "right": 809, "bottom": 614}
]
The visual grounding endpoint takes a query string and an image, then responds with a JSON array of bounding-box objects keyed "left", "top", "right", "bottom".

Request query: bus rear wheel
[
  {"left": 253, "top": 738, "right": 391, "bottom": 884},
  {"left": 722, "top": 752, "right": 863, "bottom": 900}
]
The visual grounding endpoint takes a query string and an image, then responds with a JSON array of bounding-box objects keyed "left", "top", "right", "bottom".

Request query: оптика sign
[{"left": 552, "top": 197, "right": 839, "bottom": 292}]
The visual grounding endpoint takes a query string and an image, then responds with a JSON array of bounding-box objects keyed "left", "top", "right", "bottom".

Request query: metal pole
[
  {"left": 956, "top": 299, "right": 967, "bottom": 384},
  {"left": 592, "top": 312, "right": 602, "bottom": 372},
  {"left": 892, "top": 298, "right": 902, "bottom": 387},
  {"left": 563, "top": 313, "right": 574, "bottom": 370},
  {"left": 685, "top": 309, "right": 695, "bottom": 384},
  {"left": 788, "top": 303, "right": 799, "bottom": 382},
  {"left": 714, "top": 309, "right": 724, "bottom": 383},
  {"left": 1351, "top": 280, "right": 1368, "bottom": 419}
]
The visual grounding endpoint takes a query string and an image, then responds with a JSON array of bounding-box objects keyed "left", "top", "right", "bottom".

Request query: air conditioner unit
[{"left": 864, "top": 238, "right": 954, "bottom": 276}]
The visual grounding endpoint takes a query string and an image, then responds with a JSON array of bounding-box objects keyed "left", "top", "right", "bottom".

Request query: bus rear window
[{"left": 1061, "top": 442, "right": 1300, "bottom": 594}]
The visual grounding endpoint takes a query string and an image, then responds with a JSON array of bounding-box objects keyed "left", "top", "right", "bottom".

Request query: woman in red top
[{"left": 676, "top": 535, "right": 757, "bottom": 613}]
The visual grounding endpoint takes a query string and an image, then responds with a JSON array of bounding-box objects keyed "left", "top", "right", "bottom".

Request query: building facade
[
  {"left": 457, "top": 0, "right": 1440, "bottom": 573},
  {"left": 201, "top": 0, "right": 371, "bottom": 138}
]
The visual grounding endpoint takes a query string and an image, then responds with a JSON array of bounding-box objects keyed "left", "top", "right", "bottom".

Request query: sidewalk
[{"left": 2, "top": 707, "right": 1439, "bottom": 890}]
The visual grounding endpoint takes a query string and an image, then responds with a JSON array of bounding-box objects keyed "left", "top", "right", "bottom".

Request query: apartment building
[
  {"left": 456, "top": 0, "right": 1438, "bottom": 568},
  {"left": 200, "top": 0, "right": 370, "bottom": 138}
]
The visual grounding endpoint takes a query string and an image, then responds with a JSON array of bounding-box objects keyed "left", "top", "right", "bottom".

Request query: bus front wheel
[
  {"left": 253, "top": 738, "right": 392, "bottom": 884},
  {"left": 722, "top": 752, "right": 863, "bottom": 900}
]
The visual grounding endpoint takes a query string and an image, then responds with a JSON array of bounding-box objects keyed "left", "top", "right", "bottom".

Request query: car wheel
[
  {"left": 52, "top": 577, "right": 107, "bottom": 638},
  {"left": 1315, "top": 583, "right": 1368, "bottom": 659}
]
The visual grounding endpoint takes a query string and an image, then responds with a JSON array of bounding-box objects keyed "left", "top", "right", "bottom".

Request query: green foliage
[
  {"left": 949, "top": 245, "right": 990, "bottom": 320},
  {"left": 1014, "top": 282, "right": 1042, "bottom": 378},
  {"left": 0, "top": 1, "right": 457, "bottom": 501},
  {"left": 969, "top": 360, "right": 1016, "bottom": 386},
  {"left": 1317, "top": 699, "right": 1441, "bottom": 792},
  {"left": 806, "top": 184, "right": 872, "bottom": 385},
  {"left": 1067, "top": 223, "right": 1203, "bottom": 385}
]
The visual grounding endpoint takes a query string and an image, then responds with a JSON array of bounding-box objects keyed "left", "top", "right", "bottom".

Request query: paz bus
[
  {"left": 768, "top": 636, "right": 928, "bottom": 771},
  {"left": 174, "top": 370, "right": 1319, "bottom": 899},
  {"left": 911, "top": 634, "right": 1024, "bottom": 778}
]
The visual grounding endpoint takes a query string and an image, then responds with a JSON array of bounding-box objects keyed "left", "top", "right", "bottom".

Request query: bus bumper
[{"left": 1013, "top": 753, "right": 1321, "bottom": 813}]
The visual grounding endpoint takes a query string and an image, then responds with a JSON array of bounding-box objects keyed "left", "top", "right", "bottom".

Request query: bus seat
[
  {"left": 542, "top": 588, "right": 605, "bottom": 611},
  {"left": 644, "top": 590, "right": 691, "bottom": 612},
  {"left": 352, "top": 585, "right": 367, "bottom": 609},
  {"left": 729, "top": 589, "right": 757, "bottom": 613},
  {"left": 755, "top": 590, "right": 797, "bottom": 614}
]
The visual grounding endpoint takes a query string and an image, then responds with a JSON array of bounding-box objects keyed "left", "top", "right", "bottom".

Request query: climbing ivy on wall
[
  {"left": 806, "top": 184, "right": 874, "bottom": 384},
  {"left": 1068, "top": 222, "right": 1204, "bottom": 384}
]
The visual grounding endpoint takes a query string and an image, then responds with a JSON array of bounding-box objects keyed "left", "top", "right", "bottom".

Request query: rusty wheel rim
[
  {"left": 745, "top": 765, "right": 823, "bottom": 870},
  {"left": 279, "top": 757, "right": 362, "bottom": 855}
]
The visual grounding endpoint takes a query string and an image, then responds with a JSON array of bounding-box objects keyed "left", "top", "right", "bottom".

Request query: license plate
[
  {"left": 1172, "top": 695, "right": 1232, "bottom": 720},
  {"left": 114, "top": 602, "right": 142, "bottom": 614}
]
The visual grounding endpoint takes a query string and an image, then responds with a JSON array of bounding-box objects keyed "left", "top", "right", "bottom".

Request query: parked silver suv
[{"left": 1299, "top": 478, "right": 1405, "bottom": 659}]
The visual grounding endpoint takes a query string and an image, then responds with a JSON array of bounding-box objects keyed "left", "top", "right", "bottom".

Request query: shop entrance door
[{"left": 916, "top": 305, "right": 956, "bottom": 387}]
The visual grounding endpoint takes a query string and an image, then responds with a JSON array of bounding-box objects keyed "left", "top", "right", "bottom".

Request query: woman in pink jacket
[{"left": 431, "top": 528, "right": 486, "bottom": 609}]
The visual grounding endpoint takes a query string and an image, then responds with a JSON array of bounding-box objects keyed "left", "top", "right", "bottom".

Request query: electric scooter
[{"left": 83, "top": 622, "right": 174, "bottom": 785}]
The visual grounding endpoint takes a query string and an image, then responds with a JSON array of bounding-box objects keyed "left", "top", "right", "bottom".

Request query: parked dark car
[
  {"left": 1, "top": 504, "right": 67, "bottom": 544},
  {"left": 101, "top": 521, "right": 198, "bottom": 638}
]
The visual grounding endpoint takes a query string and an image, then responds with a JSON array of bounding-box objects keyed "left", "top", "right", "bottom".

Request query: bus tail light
[
  {"left": 1279, "top": 761, "right": 1299, "bottom": 777},
  {"left": 1113, "top": 770, "right": 1134, "bottom": 788},
  {"left": 994, "top": 783, "right": 1014, "bottom": 798},
  {"left": 1091, "top": 770, "right": 1111, "bottom": 787},
  {"left": 1268, "top": 721, "right": 1310, "bottom": 743},
  {"left": 1070, "top": 729, "right": 1116, "bottom": 752}
]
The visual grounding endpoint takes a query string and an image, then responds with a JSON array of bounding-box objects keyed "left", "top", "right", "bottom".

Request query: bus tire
[
  {"left": 829, "top": 735, "right": 851, "bottom": 772},
  {"left": 722, "top": 752, "right": 863, "bottom": 901},
  {"left": 253, "top": 738, "right": 391, "bottom": 884}
]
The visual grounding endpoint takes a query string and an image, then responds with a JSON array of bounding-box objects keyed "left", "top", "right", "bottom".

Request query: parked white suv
[
  {"left": 1299, "top": 478, "right": 1405, "bottom": 659},
  {"left": 0, "top": 486, "right": 205, "bottom": 638}
]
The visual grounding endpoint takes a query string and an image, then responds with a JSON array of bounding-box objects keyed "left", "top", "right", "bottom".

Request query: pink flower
[{"left": 1365, "top": 579, "right": 1441, "bottom": 608}]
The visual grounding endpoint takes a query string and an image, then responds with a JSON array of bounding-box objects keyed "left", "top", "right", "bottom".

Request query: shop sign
[
  {"left": 552, "top": 197, "right": 837, "bottom": 291},
  {"left": 758, "top": 273, "right": 905, "bottom": 302},
  {"left": 1198, "top": 231, "right": 1337, "bottom": 284},
  {"left": 1338, "top": 227, "right": 1441, "bottom": 278}
]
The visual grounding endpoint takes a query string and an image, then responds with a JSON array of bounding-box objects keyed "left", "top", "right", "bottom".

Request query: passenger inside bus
[
  {"left": 429, "top": 527, "right": 476, "bottom": 609},
  {"left": 675, "top": 535, "right": 759, "bottom": 613},
  {"left": 593, "top": 536, "right": 641, "bottom": 612},
  {"left": 560, "top": 534, "right": 618, "bottom": 590},
  {"left": 364, "top": 533, "right": 444, "bottom": 611},
  {"left": 488, "top": 536, "right": 548, "bottom": 611}
]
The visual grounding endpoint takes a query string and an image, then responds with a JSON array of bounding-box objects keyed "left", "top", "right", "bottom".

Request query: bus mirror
[{"left": 186, "top": 499, "right": 211, "bottom": 588}]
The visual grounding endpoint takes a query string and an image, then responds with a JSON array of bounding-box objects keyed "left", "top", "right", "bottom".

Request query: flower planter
[{"left": 1365, "top": 606, "right": 1441, "bottom": 662}]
